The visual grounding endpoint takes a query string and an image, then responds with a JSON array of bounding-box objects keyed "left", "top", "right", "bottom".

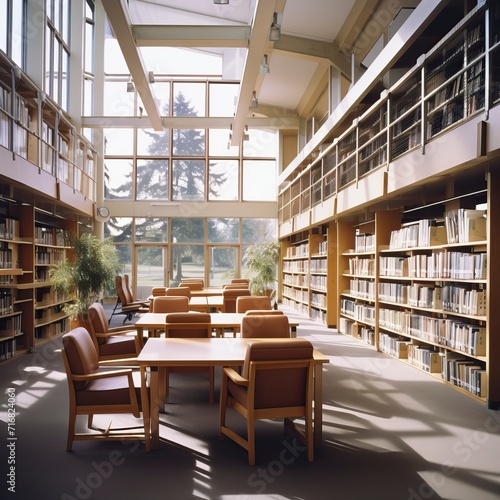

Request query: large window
[
  {"left": 46, "top": 0, "right": 70, "bottom": 109},
  {"left": 0, "top": 0, "right": 25, "bottom": 67}
]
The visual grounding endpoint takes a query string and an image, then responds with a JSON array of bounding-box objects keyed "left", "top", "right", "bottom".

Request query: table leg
[
  {"left": 140, "top": 366, "right": 151, "bottom": 452},
  {"left": 149, "top": 366, "right": 160, "bottom": 450},
  {"left": 313, "top": 363, "right": 323, "bottom": 448},
  {"left": 137, "top": 326, "right": 145, "bottom": 348}
]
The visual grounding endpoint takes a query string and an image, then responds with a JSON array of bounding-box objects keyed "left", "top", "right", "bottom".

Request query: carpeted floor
[{"left": 1, "top": 307, "right": 500, "bottom": 500}]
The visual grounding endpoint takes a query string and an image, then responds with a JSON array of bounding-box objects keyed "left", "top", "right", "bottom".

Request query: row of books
[
  {"left": 309, "top": 258, "right": 327, "bottom": 273},
  {"left": 310, "top": 275, "right": 327, "bottom": 291},
  {"left": 347, "top": 256, "right": 375, "bottom": 276},
  {"left": 389, "top": 219, "right": 447, "bottom": 249},
  {"left": 0, "top": 218, "right": 20, "bottom": 240},
  {"left": 379, "top": 307, "right": 486, "bottom": 356},
  {"left": 35, "top": 248, "right": 66, "bottom": 265},
  {"left": 285, "top": 242, "right": 309, "bottom": 259},
  {"left": 310, "top": 292, "right": 327, "bottom": 308},
  {"left": 282, "top": 286, "right": 308, "bottom": 304},
  {"left": 407, "top": 344, "right": 441, "bottom": 373},
  {"left": 349, "top": 279, "right": 376, "bottom": 301},
  {"left": 379, "top": 332, "right": 409, "bottom": 359},
  {"left": 283, "top": 260, "right": 307, "bottom": 273},
  {"left": 317, "top": 240, "right": 328, "bottom": 255},
  {"left": 443, "top": 354, "right": 487, "bottom": 397},
  {"left": 283, "top": 274, "right": 307, "bottom": 287},
  {"left": 0, "top": 338, "right": 17, "bottom": 361},
  {"left": 0, "top": 291, "right": 13, "bottom": 315},
  {"left": 0, "top": 313, "right": 22, "bottom": 338},
  {"left": 407, "top": 251, "right": 486, "bottom": 280},
  {"left": 0, "top": 247, "right": 14, "bottom": 269},
  {"left": 355, "top": 233, "right": 376, "bottom": 253},
  {"left": 444, "top": 208, "right": 486, "bottom": 244}
]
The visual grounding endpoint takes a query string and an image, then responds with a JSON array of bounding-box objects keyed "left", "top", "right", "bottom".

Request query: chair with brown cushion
[
  {"left": 61, "top": 327, "right": 149, "bottom": 451},
  {"left": 231, "top": 278, "right": 250, "bottom": 287},
  {"left": 163, "top": 312, "right": 214, "bottom": 403},
  {"left": 150, "top": 296, "right": 190, "bottom": 337},
  {"left": 110, "top": 275, "right": 150, "bottom": 324},
  {"left": 180, "top": 280, "right": 204, "bottom": 291},
  {"left": 87, "top": 302, "right": 141, "bottom": 358},
  {"left": 123, "top": 274, "right": 150, "bottom": 307},
  {"left": 222, "top": 288, "right": 251, "bottom": 313},
  {"left": 219, "top": 339, "right": 314, "bottom": 465},
  {"left": 236, "top": 295, "right": 272, "bottom": 313},
  {"left": 151, "top": 287, "right": 167, "bottom": 297},
  {"left": 166, "top": 286, "right": 192, "bottom": 299},
  {"left": 240, "top": 313, "right": 291, "bottom": 338}
]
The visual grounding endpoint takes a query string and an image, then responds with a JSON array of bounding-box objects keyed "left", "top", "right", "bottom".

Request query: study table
[
  {"left": 134, "top": 312, "right": 300, "bottom": 345},
  {"left": 137, "top": 337, "right": 329, "bottom": 450}
]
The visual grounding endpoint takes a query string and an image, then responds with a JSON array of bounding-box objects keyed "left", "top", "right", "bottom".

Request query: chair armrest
[
  {"left": 98, "top": 358, "right": 138, "bottom": 367},
  {"left": 72, "top": 368, "right": 134, "bottom": 381},
  {"left": 103, "top": 327, "right": 137, "bottom": 335},
  {"left": 223, "top": 367, "right": 249, "bottom": 386}
]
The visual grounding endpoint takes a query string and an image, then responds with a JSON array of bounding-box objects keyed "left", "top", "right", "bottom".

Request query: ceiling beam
[
  {"left": 133, "top": 25, "right": 251, "bottom": 48},
  {"left": 101, "top": 0, "right": 163, "bottom": 131},
  {"left": 272, "top": 34, "right": 351, "bottom": 77},
  {"left": 231, "top": 0, "right": 277, "bottom": 146}
]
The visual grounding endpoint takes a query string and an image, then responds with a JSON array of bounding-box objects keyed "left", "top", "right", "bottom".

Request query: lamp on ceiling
[
  {"left": 213, "top": 0, "right": 229, "bottom": 4},
  {"left": 250, "top": 91, "right": 258, "bottom": 109},
  {"left": 260, "top": 54, "right": 270, "bottom": 75},
  {"left": 126, "top": 79, "right": 134, "bottom": 92},
  {"left": 269, "top": 12, "right": 281, "bottom": 41},
  {"left": 148, "top": 71, "right": 155, "bottom": 84}
]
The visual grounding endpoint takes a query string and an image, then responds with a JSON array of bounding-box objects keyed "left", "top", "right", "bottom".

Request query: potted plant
[
  {"left": 242, "top": 241, "right": 280, "bottom": 296},
  {"left": 50, "top": 232, "right": 121, "bottom": 326}
]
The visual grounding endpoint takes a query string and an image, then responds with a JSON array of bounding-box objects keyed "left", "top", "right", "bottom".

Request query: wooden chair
[
  {"left": 231, "top": 278, "right": 250, "bottom": 286},
  {"left": 180, "top": 280, "right": 204, "bottom": 291},
  {"left": 236, "top": 295, "right": 272, "bottom": 313},
  {"left": 61, "top": 327, "right": 149, "bottom": 451},
  {"left": 166, "top": 286, "right": 191, "bottom": 299},
  {"left": 87, "top": 302, "right": 141, "bottom": 357},
  {"left": 151, "top": 287, "right": 167, "bottom": 296},
  {"left": 150, "top": 296, "right": 190, "bottom": 337},
  {"left": 219, "top": 339, "right": 314, "bottom": 465},
  {"left": 123, "top": 274, "right": 149, "bottom": 306},
  {"left": 163, "top": 312, "right": 214, "bottom": 403},
  {"left": 222, "top": 288, "right": 251, "bottom": 313},
  {"left": 240, "top": 313, "right": 291, "bottom": 338},
  {"left": 109, "top": 275, "right": 149, "bottom": 324}
]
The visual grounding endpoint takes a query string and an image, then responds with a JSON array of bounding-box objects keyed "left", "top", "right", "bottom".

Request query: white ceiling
[{"left": 101, "top": 0, "right": 394, "bottom": 140}]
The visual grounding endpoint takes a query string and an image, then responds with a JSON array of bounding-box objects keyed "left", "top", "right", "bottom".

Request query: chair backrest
[
  {"left": 231, "top": 278, "right": 250, "bottom": 286},
  {"left": 124, "top": 274, "right": 133, "bottom": 300},
  {"left": 115, "top": 275, "right": 129, "bottom": 305},
  {"left": 151, "top": 287, "right": 167, "bottom": 296},
  {"left": 240, "top": 313, "right": 290, "bottom": 338},
  {"left": 236, "top": 295, "right": 272, "bottom": 313},
  {"left": 164, "top": 312, "right": 212, "bottom": 338},
  {"left": 166, "top": 286, "right": 191, "bottom": 298},
  {"left": 222, "top": 288, "right": 251, "bottom": 313},
  {"left": 152, "top": 296, "right": 189, "bottom": 313},
  {"left": 223, "top": 283, "right": 249, "bottom": 290},
  {"left": 87, "top": 302, "right": 109, "bottom": 343},
  {"left": 244, "top": 310, "right": 283, "bottom": 316},
  {"left": 243, "top": 339, "right": 314, "bottom": 408},
  {"left": 62, "top": 327, "right": 99, "bottom": 390},
  {"left": 181, "top": 280, "right": 204, "bottom": 291}
]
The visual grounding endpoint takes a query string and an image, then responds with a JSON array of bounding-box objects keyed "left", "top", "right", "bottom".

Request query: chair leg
[
  {"left": 208, "top": 367, "right": 215, "bottom": 404},
  {"left": 219, "top": 374, "right": 228, "bottom": 439},
  {"left": 66, "top": 407, "right": 77, "bottom": 452},
  {"left": 247, "top": 418, "right": 256, "bottom": 466}
]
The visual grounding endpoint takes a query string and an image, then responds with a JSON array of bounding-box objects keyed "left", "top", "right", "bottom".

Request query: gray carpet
[{"left": 1, "top": 308, "right": 500, "bottom": 500}]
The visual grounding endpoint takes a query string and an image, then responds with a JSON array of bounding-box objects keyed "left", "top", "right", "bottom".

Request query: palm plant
[
  {"left": 50, "top": 233, "right": 121, "bottom": 322},
  {"left": 243, "top": 241, "right": 280, "bottom": 296}
]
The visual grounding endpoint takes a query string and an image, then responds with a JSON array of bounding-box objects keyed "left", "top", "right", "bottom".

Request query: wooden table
[
  {"left": 137, "top": 337, "right": 329, "bottom": 450},
  {"left": 135, "top": 312, "right": 299, "bottom": 344},
  {"left": 188, "top": 296, "right": 223, "bottom": 312}
]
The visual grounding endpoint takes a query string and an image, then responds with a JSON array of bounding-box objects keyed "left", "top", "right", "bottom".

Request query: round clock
[{"left": 97, "top": 206, "right": 110, "bottom": 219}]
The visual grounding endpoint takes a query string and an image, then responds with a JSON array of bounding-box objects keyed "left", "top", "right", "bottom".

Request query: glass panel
[
  {"left": 61, "top": 0, "right": 70, "bottom": 43},
  {"left": 208, "top": 218, "right": 239, "bottom": 243},
  {"left": 45, "top": 26, "right": 52, "bottom": 93},
  {"left": 104, "top": 128, "right": 133, "bottom": 155},
  {"left": 173, "top": 82, "right": 205, "bottom": 117},
  {"left": 104, "top": 159, "right": 133, "bottom": 199},
  {"left": 0, "top": 0, "right": 7, "bottom": 54},
  {"left": 136, "top": 159, "right": 168, "bottom": 200},
  {"left": 172, "top": 159, "right": 205, "bottom": 200},
  {"left": 83, "top": 78, "right": 93, "bottom": 115},
  {"left": 242, "top": 160, "right": 277, "bottom": 201},
  {"left": 135, "top": 218, "right": 168, "bottom": 242},
  {"left": 209, "top": 83, "right": 239, "bottom": 117},
  {"left": 53, "top": 40, "right": 59, "bottom": 103},
  {"left": 242, "top": 218, "right": 277, "bottom": 243},
  {"left": 136, "top": 246, "right": 166, "bottom": 299},
  {"left": 85, "top": 18, "right": 94, "bottom": 73},
  {"left": 137, "top": 128, "right": 169, "bottom": 156},
  {"left": 208, "top": 129, "right": 239, "bottom": 157},
  {"left": 171, "top": 218, "right": 204, "bottom": 243},
  {"left": 103, "top": 80, "right": 134, "bottom": 116},
  {"left": 140, "top": 47, "right": 222, "bottom": 75},
  {"left": 152, "top": 82, "right": 170, "bottom": 115},
  {"left": 208, "top": 246, "right": 237, "bottom": 287},
  {"left": 104, "top": 217, "right": 133, "bottom": 243},
  {"left": 108, "top": 244, "right": 131, "bottom": 295},
  {"left": 11, "top": 0, "right": 23, "bottom": 66},
  {"left": 61, "top": 48, "right": 69, "bottom": 111},
  {"left": 104, "top": 34, "right": 128, "bottom": 73},
  {"left": 242, "top": 129, "right": 277, "bottom": 157},
  {"left": 208, "top": 159, "right": 238, "bottom": 201},
  {"left": 170, "top": 244, "right": 205, "bottom": 286},
  {"left": 172, "top": 128, "right": 205, "bottom": 155}
]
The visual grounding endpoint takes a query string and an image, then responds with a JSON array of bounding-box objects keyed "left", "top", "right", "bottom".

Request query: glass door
[
  {"left": 208, "top": 246, "right": 239, "bottom": 288},
  {"left": 135, "top": 245, "right": 168, "bottom": 299}
]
